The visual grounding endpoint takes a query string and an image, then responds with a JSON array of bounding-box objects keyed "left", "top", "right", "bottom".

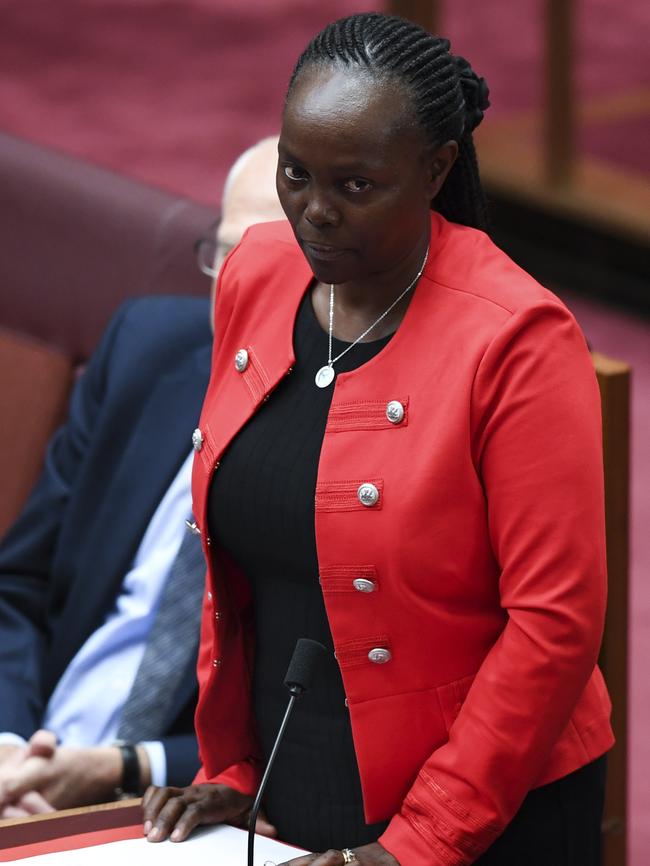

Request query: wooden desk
[
  {"left": 0, "top": 801, "right": 305, "bottom": 865},
  {"left": 0, "top": 799, "right": 142, "bottom": 861}
]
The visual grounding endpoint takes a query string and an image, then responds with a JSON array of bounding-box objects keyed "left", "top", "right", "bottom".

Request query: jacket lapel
[{"left": 193, "top": 251, "right": 311, "bottom": 531}]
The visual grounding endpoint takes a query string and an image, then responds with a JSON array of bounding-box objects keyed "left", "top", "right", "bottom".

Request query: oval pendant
[{"left": 315, "top": 365, "right": 335, "bottom": 388}]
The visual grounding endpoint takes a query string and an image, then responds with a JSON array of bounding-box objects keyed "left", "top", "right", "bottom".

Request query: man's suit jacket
[{"left": 0, "top": 295, "right": 211, "bottom": 786}]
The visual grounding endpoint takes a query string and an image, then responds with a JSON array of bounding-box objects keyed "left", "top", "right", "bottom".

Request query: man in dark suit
[{"left": 0, "top": 136, "right": 282, "bottom": 816}]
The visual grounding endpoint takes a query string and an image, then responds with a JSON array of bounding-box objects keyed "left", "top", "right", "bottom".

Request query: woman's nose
[{"left": 304, "top": 190, "right": 340, "bottom": 227}]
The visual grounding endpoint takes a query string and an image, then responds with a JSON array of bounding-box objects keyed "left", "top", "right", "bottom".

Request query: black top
[{"left": 208, "top": 290, "right": 391, "bottom": 851}]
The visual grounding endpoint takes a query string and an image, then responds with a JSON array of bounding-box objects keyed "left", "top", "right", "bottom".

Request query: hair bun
[{"left": 453, "top": 55, "right": 490, "bottom": 132}]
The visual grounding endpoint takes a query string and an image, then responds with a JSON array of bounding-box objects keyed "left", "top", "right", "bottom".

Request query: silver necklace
[{"left": 314, "top": 245, "right": 429, "bottom": 389}]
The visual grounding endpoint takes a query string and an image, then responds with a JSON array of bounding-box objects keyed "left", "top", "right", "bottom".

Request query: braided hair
[{"left": 287, "top": 13, "right": 491, "bottom": 231}]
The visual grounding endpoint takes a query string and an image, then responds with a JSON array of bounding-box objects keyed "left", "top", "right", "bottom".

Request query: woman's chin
[{"left": 301, "top": 248, "right": 356, "bottom": 285}]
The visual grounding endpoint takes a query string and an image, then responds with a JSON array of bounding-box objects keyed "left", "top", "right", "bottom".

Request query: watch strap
[{"left": 115, "top": 742, "right": 141, "bottom": 799}]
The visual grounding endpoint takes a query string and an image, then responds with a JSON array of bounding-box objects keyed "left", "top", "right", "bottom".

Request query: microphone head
[{"left": 284, "top": 638, "right": 328, "bottom": 696}]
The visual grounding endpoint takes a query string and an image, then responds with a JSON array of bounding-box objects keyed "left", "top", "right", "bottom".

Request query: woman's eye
[
  {"left": 343, "top": 178, "right": 371, "bottom": 193},
  {"left": 283, "top": 165, "right": 307, "bottom": 182}
]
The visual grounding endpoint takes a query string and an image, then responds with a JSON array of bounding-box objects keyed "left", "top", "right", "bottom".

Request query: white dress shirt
[{"left": 0, "top": 452, "right": 195, "bottom": 787}]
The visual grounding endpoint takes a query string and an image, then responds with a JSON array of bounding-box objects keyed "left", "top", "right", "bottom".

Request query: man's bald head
[
  {"left": 214, "top": 136, "right": 284, "bottom": 274},
  {"left": 209, "top": 136, "right": 284, "bottom": 328}
]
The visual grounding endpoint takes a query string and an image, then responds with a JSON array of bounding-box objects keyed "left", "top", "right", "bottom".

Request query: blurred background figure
[
  {"left": 0, "top": 135, "right": 283, "bottom": 816},
  {"left": 0, "top": 2, "right": 646, "bottom": 864}
]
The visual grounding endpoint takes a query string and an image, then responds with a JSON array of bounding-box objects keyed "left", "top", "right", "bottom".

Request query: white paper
[{"left": 13, "top": 824, "right": 306, "bottom": 865}]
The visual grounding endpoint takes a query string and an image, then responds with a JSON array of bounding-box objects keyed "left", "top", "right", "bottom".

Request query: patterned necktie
[{"left": 117, "top": 522, "right": 206, "bottom": 741}]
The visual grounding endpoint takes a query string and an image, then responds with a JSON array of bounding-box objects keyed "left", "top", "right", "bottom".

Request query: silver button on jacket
[
  {"left": 357, "top": 482, "right": 379, "bottom": 507},
  {"left": 192, "top": 427, "right": 203, "bottom": 451},
  {"left": 353, "top": 578, "right": 376, "bottom": 593},
  {"left": 234, "top": 348, "right": 249, "bottom": 372},
  {"left": 386, "top": 400, "right": 405, "bottom": 424},
  {"left": 368, "top": 647, "right": 392, "bottom": 664}
]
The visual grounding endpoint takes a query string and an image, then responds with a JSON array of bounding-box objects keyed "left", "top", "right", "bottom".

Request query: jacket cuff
[
  {"left": 193, "top": 758, "right": 260, "bottom": 797},
  {"left": 0, "top": 732, "right": 27, "bottom": 747},
  {"left": 380, "top": 782, "right": 502, "bottom": 866},
  {"left": 380, "top": 813, "right": 453, "bottom": 866}
]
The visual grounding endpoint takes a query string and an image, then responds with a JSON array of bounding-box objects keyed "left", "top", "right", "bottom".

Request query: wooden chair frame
[{"left": 594, "top": 352, "right": 630, "bottom": 866}]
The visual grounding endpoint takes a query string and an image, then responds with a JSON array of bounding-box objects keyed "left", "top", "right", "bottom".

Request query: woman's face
[{"left": 277, "top": 65, "right": 451, "bottom": 288}]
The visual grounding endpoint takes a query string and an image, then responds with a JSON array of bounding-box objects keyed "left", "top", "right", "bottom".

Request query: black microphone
[{"left": 247, "top": 638, "right": 327, "bottom": 866}]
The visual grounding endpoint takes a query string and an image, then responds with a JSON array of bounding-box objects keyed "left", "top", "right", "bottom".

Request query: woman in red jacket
[{"left": 143, "top": 13, "right": 613, "bottom": 865}]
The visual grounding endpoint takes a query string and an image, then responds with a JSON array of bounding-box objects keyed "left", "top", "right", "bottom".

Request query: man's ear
[{"left": 427, "top": 140, "right": 458, "bottom": 199}]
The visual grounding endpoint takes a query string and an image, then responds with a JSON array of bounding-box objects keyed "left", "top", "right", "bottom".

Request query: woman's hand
[
  {"left": 142, "top": 783, "right": 277, "bottom": 843},
  {"left": 278, "top": 843, "right": 399, "bottom": 866}
]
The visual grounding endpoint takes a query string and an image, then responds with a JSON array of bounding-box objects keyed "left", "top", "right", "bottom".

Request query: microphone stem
[{"left": 247, "top": 692, "right": 297, "bottom": 866}]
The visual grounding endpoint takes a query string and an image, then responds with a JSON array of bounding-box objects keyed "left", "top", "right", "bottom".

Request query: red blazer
[{"left": 190, "top": 214, "right": 613, "bottom": 865}]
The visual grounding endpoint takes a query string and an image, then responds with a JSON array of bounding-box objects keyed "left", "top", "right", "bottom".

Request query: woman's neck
[{"left": 310, "top": 235, "right": 430, "bottom": 342}]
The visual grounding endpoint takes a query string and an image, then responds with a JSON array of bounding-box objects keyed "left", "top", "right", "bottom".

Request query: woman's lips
[{"left": 303, "top": 241, "right": 348, "bottom": 262}]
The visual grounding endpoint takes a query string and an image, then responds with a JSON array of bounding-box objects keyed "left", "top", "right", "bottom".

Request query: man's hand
[
  {"left": 0, "top": 733, "right": 126, "bottom": 812},
  {"left": 0, "top": 745, "right": 21, "bottom": 766},
  {"left": 0, "top": 790, "right": 55, "bottom": 819},
  {"left": 142, "top": 783, "right": 277, "bottom": 843},
  {"left": 0, "top": 730, "right": 58, "bottom": 818},
  {"left": 0, "top": 730, "right": 56, "bottom": 769}
]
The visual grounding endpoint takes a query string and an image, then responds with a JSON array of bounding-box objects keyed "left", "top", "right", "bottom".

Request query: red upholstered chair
[
  {"left": 0, "top": 132, "right": 218, "bottom": 535},
  {"left": 0, "top": 331, "right": 73, "bottom": 536}
]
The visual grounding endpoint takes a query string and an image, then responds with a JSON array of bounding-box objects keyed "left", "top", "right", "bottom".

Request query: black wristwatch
[{"left": 113, "top": 741, "right": 142, "bottom": 799}]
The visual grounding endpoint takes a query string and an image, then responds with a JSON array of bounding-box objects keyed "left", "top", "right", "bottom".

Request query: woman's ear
[{"left": 427, "top": 140, "right": 458, "bottom": 199}]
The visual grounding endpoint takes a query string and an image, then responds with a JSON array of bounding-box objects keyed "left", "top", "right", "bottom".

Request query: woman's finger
[
  {"left": 141, "top": 784, "right": 157, "bottom": 811},
  {"left": 255, "top": 811, "right": 278, "bottom": 838},
  {"left": 150, "top": 786, "right": 228, "bottom": 843},
  {"left": 144, "top": 783, "right": 255, "bottom": 843},
  {"left": 168, "top": 800, "right": 209, "bottom": 842},
  {"left": 147, "top": 794, "right": 188, "bottom": 842},
  {"left": 142, "top": 786, "right": 182, "bottom": 835}
]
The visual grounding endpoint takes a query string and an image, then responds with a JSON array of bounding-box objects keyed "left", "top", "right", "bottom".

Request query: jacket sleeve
[
  {"left": 380, "top": 300, "right": 608, "bottom": 865},
  {"left": 191, "top": 571, "right": 261, "bottom": 796},
  {"left": 0, "top": 305, "right": 130, "bottom": 736},
  {"left": 193, "top": 758, "right": 261, "bottom": 796}
]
